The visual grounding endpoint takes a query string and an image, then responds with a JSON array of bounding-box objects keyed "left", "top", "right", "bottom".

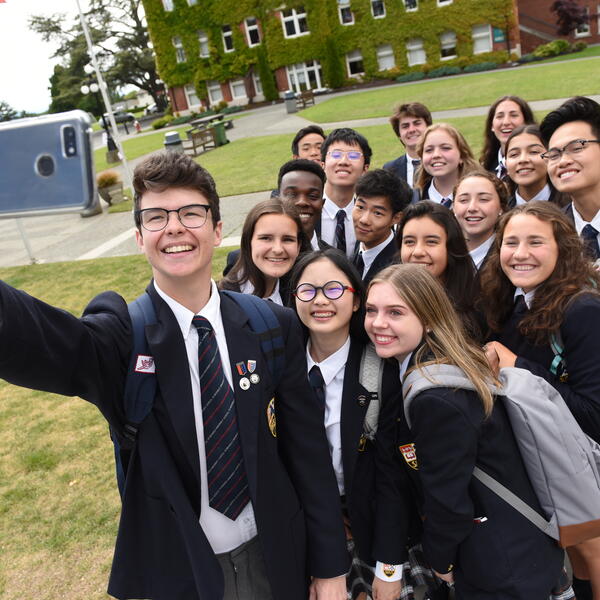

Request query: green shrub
[
  {"left": 151, "top": 115, "right": 174, "bottom": 130},
  {"left": 428, "top": 65, "right": 461, "bottom": 78},
  {"left": 533, "top": 39, "right": 571, "bottom": 59},
  {"left": 517, "top": 53, "right": 537, "bottom": 63},
  {"left": 214, "top": 100, "right": 228, "bottom": 112},
  {"left": 221, "top": 105, "right": 244, "bottom": 114},
  {"left": 170, "top": 115, "right": 194, "bottom": 125},
  {"left": 462, "top": 61, "right": 497, "bottom": 73},
  {"left": 572, "top": 41, "right": 588, "bottom": 52},
  {"left": 96, "top": 170, "right": 120, "bottom": 188},
  {"left": 396, "top": 71, "right": 426, "bottom": 83}
]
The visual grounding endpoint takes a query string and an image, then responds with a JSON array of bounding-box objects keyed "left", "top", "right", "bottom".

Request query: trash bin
[
  {"left": 284, "top": 91, "right": 297, "bottom": 114},
  {"left": 212, "top": 120, "right": 229, "bottom": 146},
  {"left": 164, "top": 131, "right": 184, "bottom": 152}
]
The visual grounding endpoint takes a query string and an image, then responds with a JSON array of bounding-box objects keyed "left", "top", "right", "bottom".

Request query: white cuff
[{"left": 375, "top": 561, "right": 403, "bottom": 582}]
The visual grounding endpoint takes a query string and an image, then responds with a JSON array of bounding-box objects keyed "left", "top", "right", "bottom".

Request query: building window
[
  {"left": 286, "top": 60, "right": 324, "bottom": 93},
  {"left": 437, "top": 0, "right": 452, "bottom": 5},
  {"left": 172, "top": 37, "right": 186, "bottom": 63},
  {"left": 187, "top": 0, "right": 197, "bottom": 5},
  {"left": 471, "top": 24, "right": 492, "bottom": 54},
  {"left": 281, "top": 7, "right": 309, "bottom": 38},
  {"left": 207, "top": 80, "right": 223, "bottom": 105},
  {"left": 407, "top": 37, "right": 426, "bottom": 66},
  {"left": 575, "top": 8, "right": 591, "bottom": 37},
  {"left": 231, "top": 79, "right": 247, "bottom": 99},
  {"left": 376, "top": 44, "right": 395, "bottom": 70},
  {"left": 245, "top": 17, "right": 261, "bottom": 46},
  {"left": 222, "top": 25, "right": 234, "bottom": 52},
  {"left": 184, "top": 84, "right": 200, "bottom": 108},
  {"left": 372, "top": 0, "right": 386, "bottom": 18},
  {"left": 346, "top": 50, "right": 364, "bottom": 77},
  {"left": 440, "top": 30, "right": 457, "bottom": 59},
  {"left": 338, "top": 1, "right": 354, "bottom": 25},
  {"left": 198, "top": 30, "right": 210, "bottom": 58},
  {"left": 162, "top": 0, "right": 173, "bottom": 11},
  {"left": 404, "top": 0, "right": 418, "bottom": 10},
  {"left": 253, "top": 73, "right": 263, "bottom": 95}
]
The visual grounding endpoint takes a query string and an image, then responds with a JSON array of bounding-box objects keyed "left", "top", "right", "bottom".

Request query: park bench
[
  {"left": 296, "top": 89, "right": 315, "bottom": 109},
  {"left": 183, "top": 127, "right": 216, "bottom": 156}
]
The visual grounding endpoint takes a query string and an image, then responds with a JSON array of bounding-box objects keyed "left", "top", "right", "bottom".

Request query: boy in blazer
[{"left": 0, "top": 151, "right": 349, "bottom": 600}]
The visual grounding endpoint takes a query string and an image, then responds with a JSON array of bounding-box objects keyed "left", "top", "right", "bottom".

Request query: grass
[
  {"left": 0, "top": 249, "right": 231, "bottom": 600},
  {"left": 298, "top": 57, "right": 600, "bottom": 123}
]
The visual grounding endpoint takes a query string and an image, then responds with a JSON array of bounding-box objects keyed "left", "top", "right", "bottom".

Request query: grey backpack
[{"left": 403, "top": 363, "right": 600, "bottom": 548}]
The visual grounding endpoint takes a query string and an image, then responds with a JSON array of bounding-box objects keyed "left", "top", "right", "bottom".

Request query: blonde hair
[
  {"left": 415, "top": 123, "right": 479, "bottom": 191},
  {"left": 369, "top": 263, "right": 497, "bottom": 416}
]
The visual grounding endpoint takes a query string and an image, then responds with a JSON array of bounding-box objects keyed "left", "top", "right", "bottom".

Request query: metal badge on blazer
[
  {"left": 135, "top": 355, "right": 155, "bottom": 373},
  {"left": 236, "top": 361, "right": 247, "bottom": 376},
  {"left": 247, "top": 360, "right": 257, "bottom": 373},
  {"left": 267, "top": 397, "right": 276, "bottom": 437},
  {"left": 250, "top": 373, "right": 260, "bottom": 384},
  {"left": 239, "top": 377, "right": 251, "bottom": 390},
  {"left": 399, "top": 443, "right": 418, "bottom": 470}
]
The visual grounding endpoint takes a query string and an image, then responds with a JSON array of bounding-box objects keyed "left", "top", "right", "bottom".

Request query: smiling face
[
  {"left": 400, "top": 216, "right": 448, "bottom": 279},
  {"left": 352, "top": 195, "right": 401, "bottom": 249},
  {"left": 294, "top": 132, "right": 325, "bottom": 163},
  {"left": 500, "top": 214, "right": 559, "bottom": 293},
  {"left": 251, "top": 213, "right": 301, "bottom": 283},
  {"left": 294, "top": 257, "right": 359, "bottom": 341},
  {"left": 505, "top": 132, "right": 548, "bottom": 191},
  {"left": 547, "top": 121, "right": 600, "bottom": 201},
  {"left": 365, "top": 281, "right": 425, "bottom": 362},
  {"left": 421, "top": 129, "right": 462, "bottom": 180},
  {"left": 135, "top": 187, "right": 222, "bottom": 297},
  {"left": 279, "top": 170, "right": 324, "bottom": 237},
  {"left": 491, "top": 100, "right": 526, "bottom": 149},
  {"left": 453, "top": 176, "right": 502, "bottom": 249},
  {"left": 398, "top": 115, "right": 428, "bottom": 157},
  {"left": 323, "top": 141, "right": 368, "bottom": 188}
]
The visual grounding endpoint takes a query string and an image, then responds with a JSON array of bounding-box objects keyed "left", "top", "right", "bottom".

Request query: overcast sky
[{"left": 0, "top": 0, "right": 89, "bottom": 113}]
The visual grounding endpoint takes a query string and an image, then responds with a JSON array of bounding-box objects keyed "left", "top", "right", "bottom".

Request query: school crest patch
[
  {"left": 382, "top": 564, "right": 396, "bottom": 577},
  {"left": 135, "top": 354, "right": 155, "bottom": 373},
  {"left": 399, "top": 443, "right": 418, "bottom": 470},
  {"left": 267, "top": 397, "right": 276, "bottom": 438}
]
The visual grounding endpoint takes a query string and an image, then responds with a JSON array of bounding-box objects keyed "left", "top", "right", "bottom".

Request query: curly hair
[
  {"left": 452, "top": 168, "right": 511, "bottom": 211},
  {"left": 479, "top": 201, "right": 600, "bottom": 344}
]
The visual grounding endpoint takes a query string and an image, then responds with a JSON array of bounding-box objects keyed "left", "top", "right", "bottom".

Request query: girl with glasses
[
  {"left": 219, "top": 198, "right": 310, "bottom": 305},
  {"left": 288, "top": 249, "right": 440, "bottom": 600},
  {"left": 479, "top": 202, "right": 600, "bottom": 594},
  {"left": 365, "top": 263, "right": 564, "bottom": 599},
  {"left": 414, "top": 123, "right": 479, "bottom": 208}
]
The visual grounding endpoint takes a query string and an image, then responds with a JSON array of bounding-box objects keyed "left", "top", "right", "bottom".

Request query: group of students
[
  {"left": 2, "top": 94, "right": 600, "bottom": 600},
  {"left": 213, "top": 94, "right": 600, "bottom": 600}
]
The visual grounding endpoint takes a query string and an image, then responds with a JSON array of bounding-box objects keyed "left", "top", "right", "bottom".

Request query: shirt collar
[
  {"left": 306, "top": 336, "right": 351, "bottom": 386},
  {"left": 154, "top": 279, "right": 221, "bottom": 340},
  {"left": 427, "top": 181, "right": 451, "bottom": 205},
  {"left": 513, "top": 286, "right": 536, "bottom": 309},
  {"left": 399, "top": 352, "right": 413, "bottom": 380},
  {"left": 515, "top": 184, "right": 551, "bottom": 206},
  {"left": 239, "top": 278, "right": 283, "bottom": 305},
  {"left": 360, "top": 231, "right": 395, "bottom": 259},
  {"left": 572, "top": 203, "right": 600, "bottom": 236},
  {"left": 322, "top": 194, "right": 355, "bottom": 219},
  {"left": 469, "top": 234, "right": 495, "bottom": 270}
]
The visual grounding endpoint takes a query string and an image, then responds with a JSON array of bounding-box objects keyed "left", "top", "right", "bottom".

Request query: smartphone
[{"left": 0, "top": 110, "right": 96, "bottom": 217}]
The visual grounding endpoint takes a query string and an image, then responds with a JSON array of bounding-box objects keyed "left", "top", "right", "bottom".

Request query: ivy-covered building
[{"left": 141, "top": 0, "right": 518, "bottom": 113}]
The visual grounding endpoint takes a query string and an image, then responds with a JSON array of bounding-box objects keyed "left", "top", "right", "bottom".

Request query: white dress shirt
[
  {"left": 154, "top": 280, "right": 257, "bottom": 554},
  {"left": 406, "top": 156, "right": 419, "bottom": 189},
  {"left": 306, "top": 337, "right": 350, "bottom": 495},
  {"left": 358, "top": 232, "right": 395, "bottom": 278},
  {"left": 321, "top": 194, "right": 356, "bottom": 258},
  {"left": 572, "top": 203, "right": 600, "bottom": 250},
  {"left": 469, "top": 235, "right": 495, "bottom": 270},
  {"left": 514, "top": 286, "right": 536, "bottom": 309},
  {"left": 427, "top": 181, "right": 452, "bottom": 206},
  {"left": 310, "top": 230, "right": 320, "bottom": 251},
  {"left": 240, "top": 278, "right": 283, "bottom": 305},
  {"left": 515, "top": 184, "right": 551, "bottom": 206}
]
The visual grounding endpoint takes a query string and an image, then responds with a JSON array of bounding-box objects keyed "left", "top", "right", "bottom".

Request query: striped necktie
[
  {"left": 582, "top": 224, "right": 600, "bottom": 260},
  {"left": 308, "top": 365, "right": 326, "bottom": 410},
  {"left": 335, "top": 210, "right": 347, "bottom": 254},
  {"left": 192, "top": 315, "right": 250, "bottom": 520}
]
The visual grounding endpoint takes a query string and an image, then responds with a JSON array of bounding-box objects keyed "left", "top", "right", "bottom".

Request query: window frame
[
  {"left": 198, "top": 30, "right": 210, "bottom": 58},
  {"left": 281, "top": 7, "right": 310, "bottom": 39},
  {"left": 230, "top": 79, "right": 247, "bottom": 100},
  {"left": 339, "top": 4, "right": 355, "bottom": 26},
  {"left": 206, "top": 80, "right": 224, "bottom": 105},
  {"left": 471, "top": 24, "right": 492, "bottom": 54},
  {"left": 172, "top": 36, "right": 186, "bottom": 63},
  {"left": 406, "top": 37, "right": 426, "bottom": 66},
  {"left": 162, "top": 0, "right": 174, "bottom": 11},
  {"left": 222, "top": 25, "right": 234, "bottom": 53},
  {"left": 346, "top": 49, "right": 365, "bottom": 77},
  {"left": 184, "top": 84, "right": 201, "bottom": 109},
  {"left": 404, "top": 0, "right": 418, "bottom": 11},
  {"left": 376, "top": 43, "right": 395, "bottom": 71},
  {"left": 439, "top": 30, "right": 457, "bottom": 60},
  {"left": 575, "top": 8, "right": 591, "bottom": 37},
  {"left": 371, "top": 0, "right": 386, "bottom": 19},
  {"left": 245, "top": 16, "right": 261, "bottom": 47}
]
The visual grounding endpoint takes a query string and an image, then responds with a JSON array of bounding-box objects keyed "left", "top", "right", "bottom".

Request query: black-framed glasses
[
  {"left": 327, "top": 150, "right": 363, "bottom": 161},
  {"left": 136, "top": 204, "right": 211, "bottom": 231},
  {"left": 293, "top": 280, "right": 356, "bottom": 302},
  {"left": 541, "top": 139, "right": 600, "bottom": 162}
]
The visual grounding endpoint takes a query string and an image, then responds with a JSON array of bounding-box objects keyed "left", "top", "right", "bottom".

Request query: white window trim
[
  {"left": 407, "top": 38, "right": 426, "bottom": 66},
  {"left": 371, "top": 0, "right": 386, "bottom": 19},
  {"left": 253, "top": 72, "right": 263, "bottom": 96},
  {"left": 172, "top": 37, "right": 186, "bottom": 63},
  {"left": 230, "top": 79, "right": 247, "bottom": 100},
  {"left": 162, "top": 0, "right": 174, "bottom": 11},
  {"left": 245, "top": 17, "right": 261, "bottom": 47},
  {"left": 575, "top": 8, "right": 591, "bottom": 37},
  {"left": 339, "top": 5, "right": 355, "bottom": 25},
  {"left": 437, "top": 0, "right": 452, "bottom": 5},
  {"left": 184, "top": 84, "right": 201, "bottom": 109},
  {"left": 187, "top": 0, "right": 197, "bottom": 5},
  {"left": 285, "top": 60, "right": 325, "bottom": 94},
  {"left": 222, "top": 25, "right": 234, "bottom": 53},
  {"left": 346, "top": 50, "right": 364, "bottom": 78},
  {"left": 198, "top": 30, "right": 210, "bottom": 58},
  {"left": 404, "top": 0, "right": 418, "bottom": 11},
  {"left": 376, "top": 44, "right": 395, "bottom": 70},
  {"left": 440, "top": 31, "right": 457, "bottom": 60},
  {"left": 281, "top": 7, "right": 310, "bottom": 39},
  {"left": 206, "top": 80, "right": 224, "bottom": 105},
  {"left": 472, "top": 24, "right": 492, "bottom": 54}
]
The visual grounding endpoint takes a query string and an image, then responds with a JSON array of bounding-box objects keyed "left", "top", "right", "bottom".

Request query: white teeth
[
  {"left": 466, "top": 217, "right": 482, "bottom": 221},
  {"left": 517, "top": 168, "right": 533, "bottom": 174},
  {"left": 559, "top": 171, "right": 577, "bottom": 179},
  {"left": 512, "top": 265, "right": 534, "bottom": 271},
  {"left": 266, "top": 257, "right": 286, "bottom": 262},
  {"left": 312, "top": 312, "right": 334, "bottom": 318},
  {"left": 164, "top": 245, "right": 193, "bottom": 253},
  {"left": 375, "top": 335, "right": 395, "bottom": 343}
]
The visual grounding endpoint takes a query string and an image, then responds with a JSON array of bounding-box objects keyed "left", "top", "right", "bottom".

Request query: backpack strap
[
  {"left": 359, "top": 344, "right": 384, "bottom": 441},
  {"left": 549, "top": 331, "right": 568, "bottom": 381},
  {"left": 221, "top": 291, "right": 285, "bottom": 388}
]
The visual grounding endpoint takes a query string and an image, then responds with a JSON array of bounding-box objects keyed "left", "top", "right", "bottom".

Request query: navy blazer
[
  {"left": 383, "top": 154, "right": 408, "bottom": 183},
  {"left": 353, "top": 237, "right": 398, "bottom": 288},
  {"left": 408, "top": 385, "right": 563, "bottom": 597},
  {"left": 496, "top": 293, "right": 600, "bottom": 442},
  {"left": 0, "top": 280, "right": 349, "bottom": 600}
]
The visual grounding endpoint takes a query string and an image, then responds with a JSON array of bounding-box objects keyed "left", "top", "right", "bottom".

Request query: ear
[
  {"left": 213, "top": 220, "right": 223, "bottom": 248},
  {"left": 391, "top": 211, "right": 402, "bottom": 226},
  {"left": 135, "top": 228, "right": 145, "bottom": 252}
]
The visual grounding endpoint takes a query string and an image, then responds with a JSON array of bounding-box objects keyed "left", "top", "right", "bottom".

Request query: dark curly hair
[{"left": 479, "top": 201, "right": 600, "bottom": 344}]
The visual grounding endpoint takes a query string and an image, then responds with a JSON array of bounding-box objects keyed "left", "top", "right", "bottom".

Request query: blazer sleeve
[
  {"left": 0, "top": 279, "right": 132, "bottom": 427},
  {"left": 268, "top": 304, "right": 350, "bottom": 578},
  {"left": 409, "top": 388, "right": 479, "bottom": 574},
  {"left": 515, "top": 295, "right": 600, "bottom": 441}
]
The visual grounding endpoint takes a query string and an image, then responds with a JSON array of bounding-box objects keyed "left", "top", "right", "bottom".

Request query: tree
[
  {"left": 551, "top": 0, "right": 589, "bottom": 35},
  {"left": 29, "top": 0, "right": 166, "bottom": 113},
  {"left": 0, "top": 101, "right": 18, "bottom": 122}
]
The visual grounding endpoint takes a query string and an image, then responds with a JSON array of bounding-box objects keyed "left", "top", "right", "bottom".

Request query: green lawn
[
  {"left": 0, "top": 249, "right": 231, "bottom": 600},
  {"left": 298, "top": 58, "right": 600, "bottom": 123}
]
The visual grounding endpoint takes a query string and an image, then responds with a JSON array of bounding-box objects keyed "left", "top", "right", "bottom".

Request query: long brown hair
[
  {"left": 479, "top": 202, "right": 600, "bottom": 343},
  {"left": 370, "top": 264, "right": 497, "bottom": 416},
  {"left": 219, "top": 198, "right": 310, "bottom": 298}
]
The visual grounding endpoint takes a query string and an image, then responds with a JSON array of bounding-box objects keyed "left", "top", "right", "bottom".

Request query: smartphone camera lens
[
  {"left": 62, "top": 126, "right": 78, "bottom": 157},
  {"left": 36, "top": 154, "right": 55, "bottom": 177}
]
